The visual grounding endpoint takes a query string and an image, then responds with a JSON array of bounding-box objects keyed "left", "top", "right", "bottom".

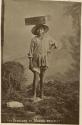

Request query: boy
[{"left": 28, "top": 24, "right": 57, "bottom": 101}]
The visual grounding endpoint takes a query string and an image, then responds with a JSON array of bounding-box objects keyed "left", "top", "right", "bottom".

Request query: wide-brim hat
[{"left": 31, "top": 24, "right": 49, "bottom": 35}]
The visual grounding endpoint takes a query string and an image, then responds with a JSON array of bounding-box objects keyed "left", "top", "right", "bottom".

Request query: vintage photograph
[{"left": 1, "top": 0, "right": 81, "bottom": 124}]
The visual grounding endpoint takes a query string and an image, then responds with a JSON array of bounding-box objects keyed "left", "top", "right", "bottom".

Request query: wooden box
[{"left": 25, "top": 16, "right": 46, "bottom": 25}]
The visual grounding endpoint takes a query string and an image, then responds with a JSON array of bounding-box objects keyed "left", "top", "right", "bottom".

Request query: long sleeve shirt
[{"left": 28, "top": 35, "right": 57, "bottom": 73}]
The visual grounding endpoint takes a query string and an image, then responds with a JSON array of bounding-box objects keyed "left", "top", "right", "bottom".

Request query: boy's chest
[{"left": 35, "top": 38, "right": 49, "bottom": 50}]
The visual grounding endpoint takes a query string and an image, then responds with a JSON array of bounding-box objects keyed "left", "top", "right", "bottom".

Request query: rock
[
  {"left": 25, "top": 111, "right": 36, "bottom": 116},
  {"left": 7, "top": 101, "right": 24, "bottom": 108}
]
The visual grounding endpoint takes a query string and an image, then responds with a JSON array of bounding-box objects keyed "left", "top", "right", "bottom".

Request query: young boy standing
[{"left": 28, "top": 24, "right": 57, "bottom": 101}]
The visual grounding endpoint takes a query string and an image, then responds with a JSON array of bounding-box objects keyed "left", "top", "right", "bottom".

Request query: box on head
[{"left": 25, "top": 16, "right": 47, "bottom": 25}]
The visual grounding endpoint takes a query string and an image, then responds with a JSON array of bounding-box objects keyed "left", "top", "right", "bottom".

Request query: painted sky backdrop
[{"left": 3, "top": 0, "right": 79, "bottom": 84}]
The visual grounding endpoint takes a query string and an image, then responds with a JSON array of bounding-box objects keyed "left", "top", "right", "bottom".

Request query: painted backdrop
[{"left": 3, "top": 0, "right": 80, "bottom": 85}]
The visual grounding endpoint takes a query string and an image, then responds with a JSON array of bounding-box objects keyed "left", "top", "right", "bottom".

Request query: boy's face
[{"left": 39, "top": 28, "right": 45, "bottom": 36}]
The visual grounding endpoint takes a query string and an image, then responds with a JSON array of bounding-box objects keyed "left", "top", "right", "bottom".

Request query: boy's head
[
  {"left": 32, "top": 24, "right": 49, "bottom": 36},
  {"left": 38, "top": 27, "right": 45, "bottom": 36}
]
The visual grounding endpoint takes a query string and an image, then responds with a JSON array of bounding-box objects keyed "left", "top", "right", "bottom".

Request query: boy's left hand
[{"left": 51, "top": 43, "right": 57, "bottom": 49}]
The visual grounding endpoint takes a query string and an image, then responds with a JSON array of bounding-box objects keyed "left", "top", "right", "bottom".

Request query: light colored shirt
[{"left": 28, "top": 35, "right": 57, "bottom": 73}]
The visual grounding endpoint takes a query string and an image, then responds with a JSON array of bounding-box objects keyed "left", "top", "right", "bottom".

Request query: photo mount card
[{"left": 1, "top": 0, "right": 81, "bottom": 124}]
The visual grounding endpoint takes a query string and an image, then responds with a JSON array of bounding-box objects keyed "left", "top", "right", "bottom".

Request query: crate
[{"left": 25, "top": 16, "right": 46, "bottom": 25}]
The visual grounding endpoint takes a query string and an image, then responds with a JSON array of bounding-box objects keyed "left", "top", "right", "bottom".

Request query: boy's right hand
[{"left": 29, "top": 64, "right": 33, "bottom": 70}]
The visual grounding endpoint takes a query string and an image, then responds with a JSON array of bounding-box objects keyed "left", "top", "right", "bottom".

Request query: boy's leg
[
  {"left": 40, "top": 69, "right": 45, "bottom": 98},
  {"left": 33, "top": 71, "right": 39, "bottom": 99}
]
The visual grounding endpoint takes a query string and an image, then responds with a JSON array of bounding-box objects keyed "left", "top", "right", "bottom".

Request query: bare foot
[{"left": 33, "top": 97, "right": 42, "bottom": 103}]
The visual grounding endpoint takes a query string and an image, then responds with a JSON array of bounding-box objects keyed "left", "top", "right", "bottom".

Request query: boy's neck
[{"left": 37, "top": 34, "right": 44, "bottom": 39}]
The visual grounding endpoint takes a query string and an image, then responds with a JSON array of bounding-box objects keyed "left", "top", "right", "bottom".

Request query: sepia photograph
[{"left": 1, "top": 0, "right": 81, "bottom": 124}]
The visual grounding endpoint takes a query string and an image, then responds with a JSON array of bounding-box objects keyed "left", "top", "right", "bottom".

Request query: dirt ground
[{"left": 1, "top": 79, "right": 79, "bottom": 124}]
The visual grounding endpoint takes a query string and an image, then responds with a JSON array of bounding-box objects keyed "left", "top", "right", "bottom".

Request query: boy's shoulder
[
  {"left": 44, "top": 35, "right": 54, "bottom": 42},
  {"left": 31, "top": 36, "right": 37, "bottom": 42}
]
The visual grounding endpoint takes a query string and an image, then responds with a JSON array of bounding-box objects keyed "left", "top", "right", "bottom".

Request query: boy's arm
[
  {"left": 28, "top": 39, "right": 34, "bottom": 58},
  {"left": 28, "top": 39, "right": 35, "bottom": 70},
  {"left": 29, "top": 58, "right": 33, "bottom": 71}
]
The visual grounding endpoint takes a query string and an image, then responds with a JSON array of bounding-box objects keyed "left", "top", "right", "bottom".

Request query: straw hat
[{"left": 31, "top": 24, "right": 49, "bottom": 35}]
